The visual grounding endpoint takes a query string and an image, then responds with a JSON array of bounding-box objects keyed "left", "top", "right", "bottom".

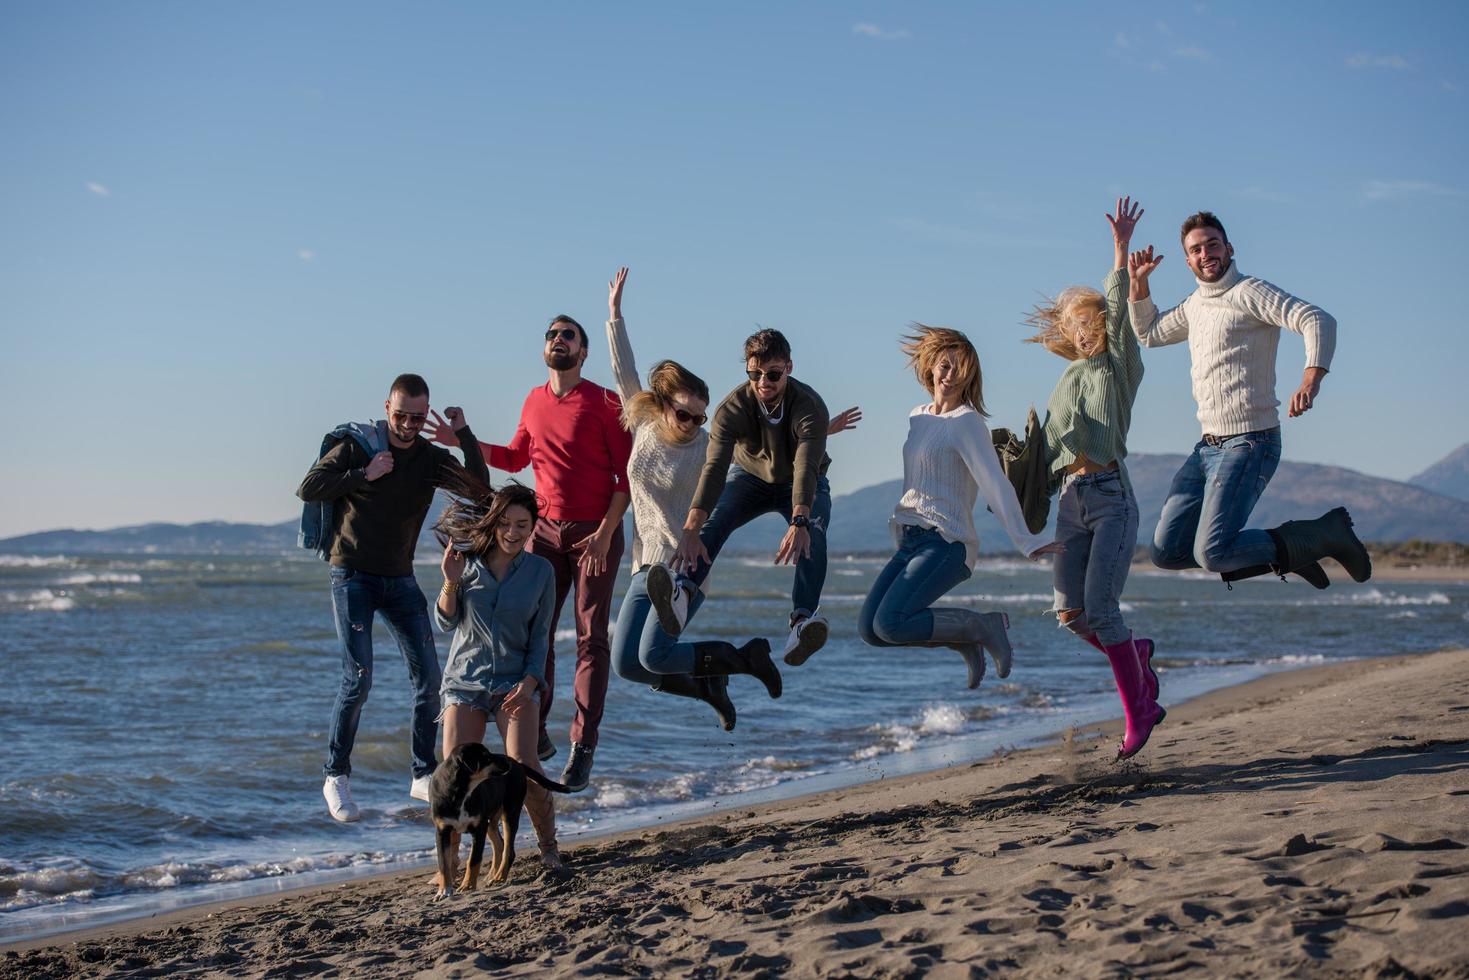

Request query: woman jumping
[{"left": 1024, "top": 196, "right": 1164, "bottom": 758}]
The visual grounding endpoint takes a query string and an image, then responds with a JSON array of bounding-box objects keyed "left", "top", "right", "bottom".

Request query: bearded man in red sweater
[{"left": 429, "top": 315, "right": 632, "bottom": 790}]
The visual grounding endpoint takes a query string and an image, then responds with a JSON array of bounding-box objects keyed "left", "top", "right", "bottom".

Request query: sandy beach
[{"left": 6, "top": 648, "right": 1469, "bottom": 978}]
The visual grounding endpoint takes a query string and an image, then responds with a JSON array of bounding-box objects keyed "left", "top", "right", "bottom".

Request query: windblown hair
[
  {"left": 390, "top": 373, "right": 429, "bottom": 399},
  {"left": 434, "top": 474, "right": 542, "bottom": 562},
  {"left": 1023, "top": 287, "right": 1108, "bottom": 361},
  {"left": 743, "top": 328, "right": 791, "bottom": 364},
  {"left": 900, "top": 325, "right": 987, "bottom": 417},
  {"left": 621, "top": 359, "right": 710, "bottom": 442},
  {"left": 1180, "top": 211, "right": 1228, "bottom": 247}
]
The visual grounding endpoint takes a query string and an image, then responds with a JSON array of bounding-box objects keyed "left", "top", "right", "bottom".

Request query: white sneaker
[
  {"left": 409, "top": 774, "right": 431, "bottom": 803},
  {"left": 782, "top": 614, "right": 828, "bottom": 667},
  {"left": 323, "top": 775, "right": 360, "bottom": 823},
  {"left": 646, "top": 563, "right": 690, "bottom": 637}
]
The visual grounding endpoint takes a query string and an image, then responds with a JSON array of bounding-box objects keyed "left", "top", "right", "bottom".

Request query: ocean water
[{"left": 1, "top": 550, "right": 1465, "bottom": 942}]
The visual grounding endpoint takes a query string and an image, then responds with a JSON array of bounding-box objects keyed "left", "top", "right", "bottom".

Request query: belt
[{"left": 1202, "top": 426, "right": 1279, "bottom": 448}]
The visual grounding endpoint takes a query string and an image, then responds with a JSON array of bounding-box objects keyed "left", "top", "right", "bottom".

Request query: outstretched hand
[
  {"left": 1106, "top": 196, "right": 1144, "bottom": 245},
  {"left": 828, "top": 406, "right": 862, "bottom": 435},
  {"left": 422, "top": 411, "right": 461, "bottom": 449},
  {"left": 608, "top": 266, "right": 628, "bottom": 320},
  {"left": 1128, "top": 245, "right": 1164, "bottom": 284}
]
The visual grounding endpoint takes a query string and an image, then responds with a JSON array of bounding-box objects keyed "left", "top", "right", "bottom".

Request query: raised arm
[
  {"left": 956, "top": 415, "right": 1053, "bottom": 558},
  {"left": 604, "top": 266, "right": 643, "bottom": 404},
  {"left": 428, "top": 407, "right": 489, "bottom": 487},
  {"left": 1235, "top": 278, "right": 1337, "bottom": 417},
  {"left": 1102, "top": 198, "right": 1143, "bottom": 389},
  {"left": 1127, "top": 245, "right": 1190, "bottom": 348}
]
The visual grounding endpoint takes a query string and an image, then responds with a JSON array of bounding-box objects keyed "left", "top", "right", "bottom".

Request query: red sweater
[{"left": 485, "top": 381, "right": 632, "bottom": 522}]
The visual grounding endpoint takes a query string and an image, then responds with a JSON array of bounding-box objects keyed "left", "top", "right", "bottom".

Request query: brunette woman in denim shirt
[
  {"left": 859, "top": 328, "right": 1060, "bottom": 687},
  {"left": 1025, "top": 197, "right": 1164, "bottom": 759},
  {"left": 435, "top": 482, "right": 564, "bottom": 871}
]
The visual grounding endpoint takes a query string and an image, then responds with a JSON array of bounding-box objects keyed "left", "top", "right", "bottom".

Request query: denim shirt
[{"left": 435, "top": 551, "right": 556, "bottom": 696}]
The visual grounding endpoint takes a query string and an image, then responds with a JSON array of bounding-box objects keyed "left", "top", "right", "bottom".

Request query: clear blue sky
[{"left": 2, "top": 2, "right": 1465, "bottom": 537}]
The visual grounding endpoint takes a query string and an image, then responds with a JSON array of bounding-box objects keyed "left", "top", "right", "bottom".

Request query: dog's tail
[{"left": 524, "top": 768, "right": 577, "bottom": 794}]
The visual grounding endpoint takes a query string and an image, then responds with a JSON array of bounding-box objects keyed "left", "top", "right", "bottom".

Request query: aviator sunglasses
[
  {"left": 746, "top": 368, "right": 785, "bottom": 383},
  {"left": 545, "top": 327, "right": 579, "bottom": 343}
]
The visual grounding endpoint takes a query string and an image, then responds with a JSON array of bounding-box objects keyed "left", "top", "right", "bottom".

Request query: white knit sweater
[
  {"left": 606, "top": 317, "right": 709, "bottom": 572},
  {"left": 892, "top": 404, "right": 1052, "bottom": 569},
  {"left": 1128, "top": 262, "right": 1336, "bottom": 435}
]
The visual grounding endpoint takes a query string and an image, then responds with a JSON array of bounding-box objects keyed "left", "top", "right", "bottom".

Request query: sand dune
[{"left": 6, "top": 650, "right": 1469, "bottom": 977}]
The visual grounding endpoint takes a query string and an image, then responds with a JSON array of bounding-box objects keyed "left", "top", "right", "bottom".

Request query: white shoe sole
[{"left": 783, "top": 619, "right": 828, "bottom": 666}]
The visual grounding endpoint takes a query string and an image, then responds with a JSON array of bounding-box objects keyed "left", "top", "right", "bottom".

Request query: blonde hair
[
  {"left": 1024, "top": 287, "right": 1107, "bottom": 361},
  {"left": 900, "top": 325, "right": 987, "bottom": 417},
  {"left": 621, "top": 359, "right": 710, "bottom": 443}
]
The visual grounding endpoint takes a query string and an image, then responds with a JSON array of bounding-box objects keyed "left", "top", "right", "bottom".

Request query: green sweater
[
  {"left": 692, "top": 378, "right": 830, "bottom": 512},
  {"left": 1042, "top": 269, "right": 1144, "bottom": 492}
]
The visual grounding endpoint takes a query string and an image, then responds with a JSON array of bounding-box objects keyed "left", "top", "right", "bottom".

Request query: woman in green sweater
[{"left": 1025, "top": 197, "right": 1164, "bottom": 759}]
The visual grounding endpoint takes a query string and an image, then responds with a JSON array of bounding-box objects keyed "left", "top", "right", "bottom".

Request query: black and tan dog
[{"left": 430, "top": 742, "right": 574, "bottom": 899}]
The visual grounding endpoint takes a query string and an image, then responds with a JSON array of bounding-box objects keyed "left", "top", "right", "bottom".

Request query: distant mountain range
[
  {"left": 1410, "top": 442, "right": 1469, "bottom": 502},
  {"left": 4, "top": 448, "right": 1467, "bottom": 556}
]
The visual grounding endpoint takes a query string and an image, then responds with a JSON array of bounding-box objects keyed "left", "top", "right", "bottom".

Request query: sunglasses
[
  {"left": 390, "top": 411, "right": 427, "bottom": 424},
  {"left": 671, "top": 407, "right": 707, "bottom": 426},
  {"left": 545, "top": 327, "right": 578, "bottom": 343},
  {"left": 746, "top": 369, "right": 785, "bottom": 383}
]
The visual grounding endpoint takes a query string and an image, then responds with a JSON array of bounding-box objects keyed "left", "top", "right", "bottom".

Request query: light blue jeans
[
  {"left": 1051, "top": 470, "right": 1139, "bottom": 646},
  {"left": 611, "top": 568, "right": 705, "bottom": 684},
  {"left": 1151, "top": 428, "right": 1282, "bottom": 573},
  {"left": 858, "top": 524, "right": 972, "bottom": 647}
]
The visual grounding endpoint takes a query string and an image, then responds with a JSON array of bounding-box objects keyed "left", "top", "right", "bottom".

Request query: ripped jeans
[
  {"left": 325, "top": 566, "right": 442, "bottom": 780},
  {"left": 1051, "top": 470, "right": 1139, "bottom": 647}
]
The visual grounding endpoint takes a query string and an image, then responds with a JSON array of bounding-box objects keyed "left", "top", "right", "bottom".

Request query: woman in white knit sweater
[
  {"left": 859, "top": 327, "right": 1059, "bottom": 688},
  {"left": 604, "top": 268, "right": 782, "bottom": 730}
]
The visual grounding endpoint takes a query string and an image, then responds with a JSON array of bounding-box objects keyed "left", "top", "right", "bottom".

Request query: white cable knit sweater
[
  {"left": 892, "top": 404, "right": 1052, "bottom": 569},
  {"left": 1128, "top": 262, "right": 1336, "bottom": 435},
  {"left": 606, "top": 317, "right": 708, "bottom": 572}
]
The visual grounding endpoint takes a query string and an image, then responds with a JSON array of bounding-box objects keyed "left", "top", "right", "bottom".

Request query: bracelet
[{"left": 440, "top": 580, "right": 461, "bottom": 596}]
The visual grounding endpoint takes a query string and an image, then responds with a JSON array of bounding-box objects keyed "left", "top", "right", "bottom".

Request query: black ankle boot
[
  {"left": 1269, "top": 507, "right": 1373, "bottom": 583},
  {"left": 1221, "top": 560, "right": 1330, "bottom": 590},
  {"left": 692, "top": 640, "right": 783, "bottom": 700},
  {"left": 654, "top": 672, "right": 736, "bottom": 731}
]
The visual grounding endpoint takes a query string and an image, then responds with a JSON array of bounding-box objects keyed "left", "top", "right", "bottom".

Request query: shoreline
[{"left": 7, "top": 648, "right": 1468, "bottom": 975}]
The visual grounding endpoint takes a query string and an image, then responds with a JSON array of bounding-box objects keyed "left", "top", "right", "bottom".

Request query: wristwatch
[{"left": 790, "top": 515, "right": 810, "bottom": 529}]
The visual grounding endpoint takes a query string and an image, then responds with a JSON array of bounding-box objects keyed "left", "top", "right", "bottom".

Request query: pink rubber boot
[
  {"left": 1102, "top": 636, "right": 1166, "bottom": 760},
  {"left": 1084, "top": 632, "right": 1157, "bottom": 700}
]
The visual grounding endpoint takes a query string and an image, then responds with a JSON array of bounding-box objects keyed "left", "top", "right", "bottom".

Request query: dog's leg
[
  {"left": 434, "top": 825, "right": 457, "bottom": 901},
  {"left": 498, "top": 778, "right": 526, "bottom": 882},
  {"left": 462, "top": 821, "right": 487, "bottom": 892},
  {"left": 484, "top": 817, "right": 506, "bottom": 884}
]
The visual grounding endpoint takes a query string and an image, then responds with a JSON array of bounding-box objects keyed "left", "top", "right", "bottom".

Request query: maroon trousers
[{"left": 528, "top": 518, "right": 624, "bottom": 750}]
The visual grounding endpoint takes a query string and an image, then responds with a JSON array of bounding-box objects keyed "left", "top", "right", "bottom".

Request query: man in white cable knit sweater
[{"left": 1128, "top": 211, "right": 1371, "bottom": 588}]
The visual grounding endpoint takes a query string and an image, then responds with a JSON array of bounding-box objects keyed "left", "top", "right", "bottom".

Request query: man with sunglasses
[
  {"left": 659, "top": 328, "right": 835, "bottom": 666},
  {"left": 430, "top": 315, "right": 633, "bottom": 791},
  {"left": 297, "top": 373, "right": 487, "bottom": 822}
]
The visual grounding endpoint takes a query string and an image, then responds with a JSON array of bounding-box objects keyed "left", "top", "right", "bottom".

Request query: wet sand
[{"left": 5, "top": 649, "right": 1469, "bottom": 978}]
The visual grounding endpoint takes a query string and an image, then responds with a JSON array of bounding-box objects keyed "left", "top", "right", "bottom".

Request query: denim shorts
[{"left": 438, "top": 684, "right": 539, "bottom": 721}]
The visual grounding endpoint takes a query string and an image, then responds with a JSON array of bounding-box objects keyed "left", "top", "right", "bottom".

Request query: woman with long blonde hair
[
  {"left": 858, "top": 327, "right": 1059, "bottom": 687},
  {"left": 604, "top": 268, "right": 782, "bottom": 729},
  {"left": 1024, "top": 196, "right": 1163, "bottom": 759}
]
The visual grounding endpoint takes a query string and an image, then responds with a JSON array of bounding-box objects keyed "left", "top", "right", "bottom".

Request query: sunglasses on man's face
[
  {"left": 545, "top": 327, "right": 578, "bottom": 344},
  {"left": 747, "top": 369, "right": 785, "bottom": 384},
  {"left": 671, "top": 407, "right": 707, "bottom": 426},
  {"left": 391, "top": 410, "right": 427, "bottom": 425}
]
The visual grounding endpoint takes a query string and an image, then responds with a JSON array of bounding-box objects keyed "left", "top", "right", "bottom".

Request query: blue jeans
[
  {"left": 325, "top": 566, "right": 441, "bottom": 779},
  {"left": 682, "top": 466, "right": 832, "bottom": 622},
  {"left": 611, "top": 568, "right": 705, "bottom": 685},
  {"left": 1152, "top": 428, "right": 1282, "bottom": 574},
  {"left": 1051, "top": 470, "right": 1138, "bottom": 646},
  {"left": 858, "top": 524, "right": 971, "bottom": 647}
]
